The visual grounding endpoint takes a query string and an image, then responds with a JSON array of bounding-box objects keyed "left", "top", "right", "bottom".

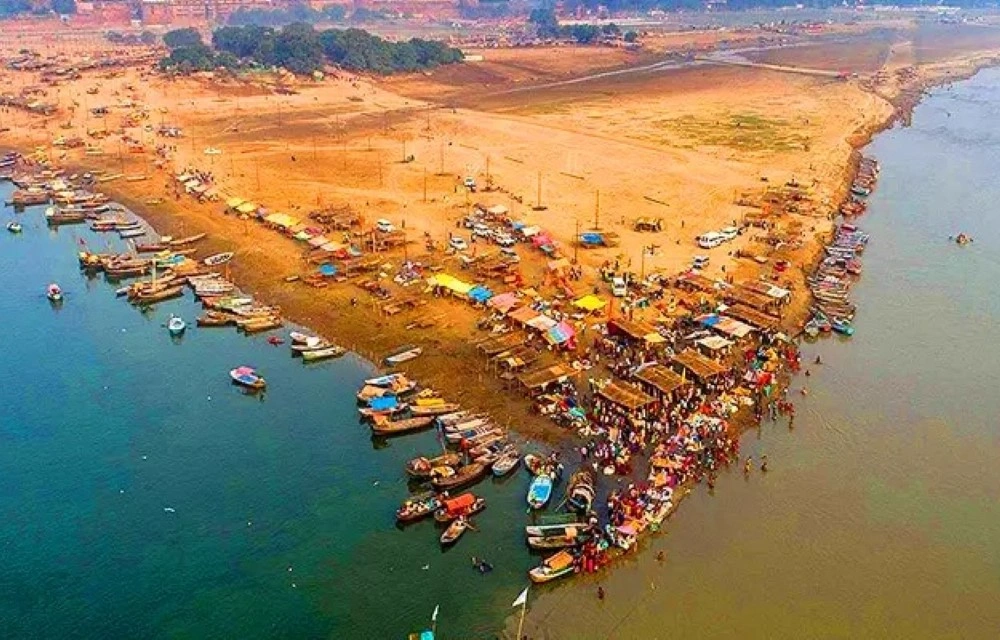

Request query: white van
[
  {"left": 611, "top": 277, "right": 628, "bottom": 297},
  {"left": 719, "top": 226, "right": 739, "bottom": 242},
  {"left": 697, "top": 232, "right": 725, "bottom": 249},
  {"left": 376, "top": 218, "right": 395, "bottom": 233}
]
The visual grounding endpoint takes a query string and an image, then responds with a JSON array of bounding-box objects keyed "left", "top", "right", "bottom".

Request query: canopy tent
[
  {"left": 724, "top": 304, "right": 780, "bottom": 330},
  {"left": 547, "top": 258, "right": 571, "bottom": 272},
  {"left": 518, "top": 363, "right": 578, "bottom": 389},
  {"left": 226, "top": 196, "right": 245, "bottom": 209},
  {"left": 671, "top": 349, "right": 731, "bottom": 380},
  {"left": 696, "top": 313, "right": 754, "bottom": 339},
  {"left": 508, "top": 306, "right": 541, "bottom": 325},
  {"left": 368, "top": 396, "right": 399, "bottom": 411},
  {"left": 608, "top": 318, "right": 664, "bottom": 343},
  {"left": 477, "top": 333, "right": 526, "bottom": 356},
  {"left": 308, "top": 235, "right": 330, "bottom": 248},
  {"left": 427, "top": 273, "right": 474, "bottom": 296},
  {"left": 598, "top": 380, "right": 655, "bottom": 411},
  {"left": 697, "top": 335, "right": 734, "bottom": 352},
  {"left": 486, "top": 204, "right": 508, "bottom": 215},
  {"left": 525, "top": 314, "right": 558, "bottom": 331},
  {"left": 468, "top": 285, "right": 494, "bottom": 303},
  {"left": 546, "top": 320, "right": 576, "bottom": 345},
  {"left": 573, "top": 294, "right": 607, "bottom": 312},
  {"left": 634, "top": 364, "right": 690, "bottom": 397},
  {"left": 317, "top": 263, "right": 337, "bottom": 277},
  {"left": 488, "top": 292, "right": 520, "bottom": 313},
  {"left": 235, "top": 201, "right": 257, "bottom": 215}
]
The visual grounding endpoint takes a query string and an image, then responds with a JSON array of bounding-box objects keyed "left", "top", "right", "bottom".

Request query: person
[
  {"left": 744, "top": 457, "right": 752, "bottom": 474},
  {"left": 597, "top": 586, "right": 605, "bottom": 600},
  {"left": 656, "top": 551, "right": 665, "bottom": 563},
  {"left": 815, "top": 355, "right": 822, "bottom": 365},
  {"left": 760, "top": 455, "right": 769, "bottom": 472}
]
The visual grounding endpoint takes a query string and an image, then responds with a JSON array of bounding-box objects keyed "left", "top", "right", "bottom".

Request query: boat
[
  {"left": 527, "top": 474, "right": 554, "bottom": 510},
  {"left": 198, "top": 311, "right": 235, "bottom": 327},
  {"left": 409, "top": 403, "right": 462, "bottom": 417},
  {"left": 436, "top": 411, "right": 472, "bottom": 427},
  {"left": 6, "top": 221, "right": 22, "bottom": 233},
  {"left": 831, "top": 319, "right": 855, "bottom": 336},
  {"left": 445, "top": 425, "right": 500, "bottom": 444},
  {"left": 131, "top": 285, "right": 184, "bottom": 305},
  {"left": 364, "top": 372, "right": 409, "bottom": 387},
  {"left": 119, "top": 228, "right": 146, "bottom": 239},
  {"left": 566, "top": 470, "right": 595, "bottom": 513},
  {"left": 230, "top": 366, "right": 266, "bottom": 390},
  {"left": 527, "top": 533, "right": 587, "bottom": 550},
  {"left": 431, "top": 462, "right": 487, "bottom": 491},
  {"left": 524, "top": 453, "right": 563, "bottom": 479},
  {"left": 491, "top": 447, "right": 521, "bottom": 477},
  {"left": 46, "top": 283, "right": 63, "bottom": 302},
  {"left": 406, "top": 452, "right": 463, "bottom": 479},
  {"left": 385, "top": 345, "right": 423, "bottom": 366},
  {"left": 395, "top": 491, "right": 442, "bottom": 523},
  {"left": 240, "top": 317, "right": 283, "bottom": 334},
  {"left": 433, "top": 493, "right": 486, "bottom": 523},
  {"left": 301, "top": 345, "right": 346, "bottom": 362},
  {"left": 371, "top": 416, "right": 434, "bottom": 436},
  {"left": 290, "top": 337, "right": 332, "bottom": 353},
  {"left": 289, "top": 331, "right": 315, "bottom": 344},
  {"left": 169, "top": 233, "right": 206, "bottom": 247},
  {"left": 203, "top": 252, "right": 234, "bottom": 266},
  {"left": 439, "top": 517, "right": 469, "bottom": 546},
  {"left": 167, "top": 315, "right": 186, "bottom": 336},
  {"left": 525, "top": 522, "right": 588, "bottom": 538},
  {"left": 528, "top": 550, "right": 576, "bottom": 583}
]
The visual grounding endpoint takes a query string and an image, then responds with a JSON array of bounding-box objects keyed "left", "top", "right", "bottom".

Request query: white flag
[
  {"left": 432, "top": 605, "right": 439, "bottom": 622},
  {"left": 512, "top": 586, "right": 529, "bottom": 608}
]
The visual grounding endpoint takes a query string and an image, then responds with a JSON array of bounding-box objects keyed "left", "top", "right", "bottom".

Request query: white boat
[
  {"left": 6, "top": 221, "right": 22, "bottom": 233},
  {"left": 119, "top": 228, "right": 146, "bottom": 239},
  {"left": 301, "top": 345, "right": 346, "bottom": 362},
  {"left": 203, "top": 252, "right": 234, "bottom": 266},
  {"left": 289, "top": 331, "right": 315, "bottom": 344},
  {"left": 385, "top": 346, "right": 422, "bottom": 365},
  {"left": 167, "top": 315, "right": 186, "bottom": 336},
  {"left": 46, "top": 283, "right": 63, "bottom": 302}
]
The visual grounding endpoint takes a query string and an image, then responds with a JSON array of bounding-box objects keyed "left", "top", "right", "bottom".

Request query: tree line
[
  {"left": 160, "top": 24, "right": 464, "bottom": 76},
  {"left": 529, "top": 9, "right": 638, "bottom": 43}
]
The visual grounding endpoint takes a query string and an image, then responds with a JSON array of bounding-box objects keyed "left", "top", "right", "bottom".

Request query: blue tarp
[
  {"left": 579, "top": 232, "right": 602, "bottom": 245},
  {"left": 318, "top": 263, "right": 337, "bottom": 277},
  {"left": 699, "top": 314, "right": 721, "bottom": 328},
  {"left": 468, "top": 285, "right": 494, "bottom": 303},
  {"left": 368, "top": 396, "right": 398, "bottom": 410}
]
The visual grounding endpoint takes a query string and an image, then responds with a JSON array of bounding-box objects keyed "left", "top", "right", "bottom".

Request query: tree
[
  {"left": 570, "top": 24, "right": 600, "bottom": 44},
  {"left": 163, "top": 27, "right": 203, "bottom": 50},
  {"left": 0, "top": 0, "right": 31, "bottom": 17},
  {"left": 601, "top": 22, "right": 620, "bottom": 36},
  {"left": 140, "top": 31, "right": 158, "bottom": 45},
  {"left": 273, "top": 22, "right": 324, "bottom": 74},
  {"left": 51, "top": 0, "right": 75, "bottom": 14},
  {"left": 528, "top": 6, "right": 559, "bottom": 38},
  {"left": 623, "top": 31, "right": 638, "bottom": 44}
]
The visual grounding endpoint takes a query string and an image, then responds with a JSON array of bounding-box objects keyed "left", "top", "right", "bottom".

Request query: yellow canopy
[
  {"left": 235, "top": 201, "right": 257, "bottom": 214},
  {"left": 574, "top": 294, "right": 607, "bottom": 311},
  {"left": 226, "top": 197, "right": 245, "bottom": 209},
  {"left": 428, "top": 273, "right": 474, "bottom": 295}
]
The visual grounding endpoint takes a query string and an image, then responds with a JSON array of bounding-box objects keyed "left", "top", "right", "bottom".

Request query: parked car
[
  {"left": 611, "top": 277, "right": 628, "bottom": 297},
  {"left": 494, "top": 233, "right": 516, "bottom": 247},
  {"left": 692, "top": 255, "right": 710, "bottom": 270},
  {"left": 472, "top": 224, "right": 492, "bottom": 239},
  {"left": 719, "top": 226, "right": 739, "bottom": 241},
  {"left": 697, "top": 232, "right": 725, "bottom": 249},
  {"left": 376, "top": 218, "right": 395, "bottom": 233},
  {"left": 463, "top": 176, "right": 477, "bottom": 191},
  {"left": 500, "top": 247, "right": 520, "bottom": 263},
  {"left": 449, "top": 236, "right": 469, "bottom": 251}
]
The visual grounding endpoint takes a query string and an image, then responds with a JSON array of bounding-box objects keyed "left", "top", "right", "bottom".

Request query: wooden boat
[
  {"left": 406, "top": 452, "right": 463, "bottom": 479},
  {"left": 527, "top": 533, "right": 587, "bottom": 550},
  {"left": 445, "top": 425, "right": 499, "bottom": 444},
  {"left": 566, "top": 470, "right": 595, "bottom": 513},
  {"left": 6, "top": 221, "right": 22, "bottom": 233},
  {"left": 230, "top": 366, "right": 265, "bottom": 390},
  {"left": 119, "top": 228, "right": 146, "bottom": 239},
  {"left": 831, "top": 319, "right": 855, "bottom": 336},
  {"left": 525, "top": 521, "right": 587, "bottom": 538},
  {"left": 46, "top": 283, "right": 63, "bottom": 302},
  {"left": 528, "top": 550, "right": 576, "bottom": 583},
  {"left": 203, "top": 252, "right": 234, "bottom": 266},
  {"left": 289, "top": 331, "right": 315, "bottom": 344},
  {"left": 169, "top": 233, "right": 206, "bottom": 247},
  {"left": 492, "top": 447, "right": 521, "bottom": 477},
  {"left": 439, "top": 517, "right": 469, "bottom": 546},
  {"left": 433, "top": 493, "right": 486, "bottom": 523},
  {"left": 167, "top": 315, "right": 186, "bottom": 336},
  {"left": 132, "top": 285, "right": 184, "bottom": 304},
  {"left": 371, "top": 416, "right": 434, "bottom": 436},
  {"left": 436, "top": 411, "right": 471, "bottom": 427},
  {"left": 442, "top": 417, "right": 490, "bottom": 433},
  {"left": 364, "top": 372, "right": 408, "bottom": 387},
  {"left": 135, "top": 242, "right": 168, "bottom": 253},
  {"left": 431, "top": 463, "right": 486, "bottom": 491},
  {"left": 301, "top": 345, "right": 345, "bottom": 362},
  {"left": 524, "top": 453, "right": 563, "bottom": 479},
  {"left": 527, "top": 474, "right": 554, "bottom": 510},
  {"left": 409, "top": 403, "right": 462, "bottom": 417},
  {"left": 240, "top": 317, "right": 283, "bottom": 334},
  {"left": 197, "top": 311, "right": 235, "bottom": 327},
  {"left": 385, "top": 345, "right": 422, "bottom": 366},
  {"left": 46, "top": 211, "right": 87, "bottom": 225},
  {"left": 396, "top": 491, "right": 442, "bottom": 523},
  {"left": 290, "top": 337, "right": 331, "bottom": 352}
]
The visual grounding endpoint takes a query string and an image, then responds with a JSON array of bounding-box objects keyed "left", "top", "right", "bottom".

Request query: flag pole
[{"left": 515, "top": 598, "right": 527, "bottom": 640}]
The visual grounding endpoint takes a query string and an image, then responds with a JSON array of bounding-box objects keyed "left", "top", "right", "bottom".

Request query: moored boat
[
  {"left": 203, "top": 252, "right": 234, "bottom": 266},
  {"left": 301, "top": 345, "right": 345, "bottom": 362},
  {"left": 46, "top": 283, "right": 63, "bottom": 302},
  {"left": 528, "top": 550, "right": 576, "bottom": 583},
  {"left": 6, "top": 221, "right": 22, "bottom": 233},
  {"left": 167, "top": 315, "right": 186, "bottom": 336},
  {"left": 371, "top": 416, "right": 434, "bottom": 436},
  {"left": 406, "top": 452, "right": 463, "bottom": 479},
  {"left": 566, "top": 470, "right": 595, "bottom": 513},
  {"left": 527, "top": 474, "right": 554, "bottom": 510},
  {"left": 527, "top": 532, "right": 587, "bottom": 550},
  {"left": 491, "top": 447, "right": 521, "bottom": 477},
  {"left": 433, "top": 493, "right": 486, "bottom": 523},
  {"left": 395, "top": 491, "right": 442, "bottom": 523},
  {"left": 431, "top": 462, "right": 487, "bottom": 491},
  {"left": 385, "top": 345, "right": 422, "bottom": 366},
  {"left": 409, "top": 403, "right": 462, "bottom": 417}
]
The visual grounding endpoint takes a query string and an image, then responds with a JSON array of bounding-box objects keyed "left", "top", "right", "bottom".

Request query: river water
[
  {"left": 516, "top": 68, "right": 1000, "bottom": 640},
  {"left": 4, "top": 69, "right": 1000, "bottom": 640}
]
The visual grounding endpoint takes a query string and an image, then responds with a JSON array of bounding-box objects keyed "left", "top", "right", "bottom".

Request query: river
[
  {"left": 4, "top": 68, "right": 1000, "bottom": 640},
  {"left": 514, "top": 68, "right": 1000, "bottom": 640}
]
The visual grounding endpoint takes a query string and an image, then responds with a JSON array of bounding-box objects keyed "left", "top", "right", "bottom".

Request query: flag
[
  {"left": 431, "top": 605, "right": 439, "bottom": 622},
  {"left": 512, "top": 586, "right": 529, "bottom": 608}
]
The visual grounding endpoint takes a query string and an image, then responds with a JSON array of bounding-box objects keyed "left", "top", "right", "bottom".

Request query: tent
[
  {"left": 317, "top": 263, "right": 337, "bottom": 277},
  {"left": 428, "top": 274, "right": 474, "bottom": 296},
  {"left": 508, "top": 306, "right": 539, "bottom": 325},
  {"left": 574, "top": 294, "right": 606, "bottom": 312},
  {"left": 226, "top": 197, "right": 245, "bottom": 210},
  {"left": 235, "top": 201, "right": 257, "bottom": 215},
  {"left": 468, "top": 285, "right": 494, "bottom": 303},
  {"left": 488, "top": 292, "right": 520, "bottom": 313},
  {"left": 526, "top": 314, "right": 558, "bottom": 331},
  {"left": 546, "top": 320, "right": 576, "bottom": 345}
]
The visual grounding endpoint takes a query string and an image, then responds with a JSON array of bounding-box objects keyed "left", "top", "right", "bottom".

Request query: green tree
[
  {"left": 570, "top": 24, "right": 600, "bottom": 44},
  {"left": 163, "top": 27, "right": 203, "bottom": 50},
  {"left": 273, "top": 22, "right": 323, "bottom": 74},
  {"left": 139, "top": 31, "right": 158, "bottom": 45},
  {"left": 528, "top": 6, "right": 559, "bottom": 38},
  {"left": 0, "top": 0, "right": 31, "bottom": 17},
  {"left": 623, "top": 31, "right": 638, "bottom": 44}
]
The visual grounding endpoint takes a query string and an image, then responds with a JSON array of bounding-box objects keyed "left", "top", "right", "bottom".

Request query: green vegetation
[
  {"left": 161, "top": 23, "right": 462, "bottom": 76},
  {"left": 228, "top": 2, "right": 347, "bottom": 27},
  {"left": 640, "top": 112, "right": 812, "bottom": 153},
  {"left": 528, "top": 8, "right": 624, "bottom": 44}
]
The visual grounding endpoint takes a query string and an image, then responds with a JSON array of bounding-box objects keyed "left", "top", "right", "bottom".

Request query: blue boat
[
  {"left": 527, "top": 474, "right": 553, "bottom": 510},
  {"left": 831, "top": 319, "right": 855, "bottom": 336}
]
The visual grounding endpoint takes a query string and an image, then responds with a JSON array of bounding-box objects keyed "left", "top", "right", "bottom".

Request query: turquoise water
[
  {"left": 518, "top": 67, "right": 1000, "bottom": 640},
  {"left": 0, "top": 195, "right": 536, "bottom": 638}
]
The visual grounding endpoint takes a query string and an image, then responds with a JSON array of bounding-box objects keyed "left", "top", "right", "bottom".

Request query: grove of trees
[{"left": 160, "top": 23, "right": 464, "bottom": 75}]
